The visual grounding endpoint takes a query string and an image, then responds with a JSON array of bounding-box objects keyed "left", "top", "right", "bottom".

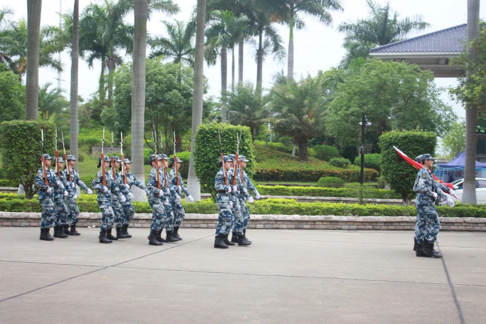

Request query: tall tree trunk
[
  {"left": 176, "top": 134, "right": 182, "bottom": 152},
  {"left": 256, "top": 29, "right": 263, "bottom": 92},
  {"left": 99, "top": 58, "right": 106, "bottom": 102},
  {"left": 131, "top": 0, "right": 148, "bottom": 202},
  {"left": 287, "top": 14, "right": 294, "bottom": 80},
  {"left": 221, "top": 46, "right": 228, "bottom": 122},
  {"left": 297, "top": 137, "right": 308, "bottom": 162},
  {"left": 187, "top": 0, "right": 207, "bottom": 201},
  {"left": 70, "top": 0, "right": 80, "bottom": 173},
  {"left": 25, "top": 0, "right": 42, "bottom": 120},
  {"left": 232, "top": 48, "right": 235, "bottom": 92},
  {"left": 462, "top": 0, "right": 481, "bottom": 204},
  {"left": 238, "top": 39, "right": 244, "bottom": 85},
  {"left": 107, "top": 47, "right": 115, "bottom": 105}
]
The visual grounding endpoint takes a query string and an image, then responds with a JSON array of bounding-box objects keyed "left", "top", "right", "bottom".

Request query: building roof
[{"left": 370, "top": 24, "right": 466, "bottom": 54}]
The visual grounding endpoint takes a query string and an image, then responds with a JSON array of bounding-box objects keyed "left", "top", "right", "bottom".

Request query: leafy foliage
[
  {"left": 256, "top": 185, "right": 400, "bottom": 199},
  {"left": 0, "top": 120, "right": 55, "bottom": 199},
  {"left": 379, "top": 130, "right": 436, "bottom": 202},
  {"left": 0, "top": 65, "right": 24, "bottom": 121},
  {"left": 317, "top": 177, "right": 345, "bottom": 188},
  {"left": 313, "top": 145, "right": 340, "bottom": 161},
  {"left": 149, "top": 19, "right": 195, "bottom": 65},
  {"left": 329, "top": 158, "right": 351, "bottom": 168},
  {"left": 353, "top": 153, "right": 382, "bottom": 172},
  {"left": 440, "top": 120, "right": 465, "bottom": 159}
]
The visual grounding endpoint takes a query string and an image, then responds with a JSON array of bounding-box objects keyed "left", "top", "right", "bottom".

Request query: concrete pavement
[{"left": 0, "top": 228, "right": 485, "bottom": 323}]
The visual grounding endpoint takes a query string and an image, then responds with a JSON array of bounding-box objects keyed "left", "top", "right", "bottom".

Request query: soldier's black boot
[
  {"left": 244, "top": 229, "right": 251, "bottom": 244},
  {"left": 63, "top": 224, "right": 72, "bottom": 236},
  {"left": 54, "top": 225, "right": 68, "bottom": 238},
  {"left": 99, "top": 229, "right": 112, "bottom": 244},
  {"left": 70, "top": 225, "right": 81, "bottom": 236},
  {"left": 415, "top": 240, "right": 427, "bottom": 257},
  {"left": 214, "top": 233, "right": 228, "bottom": 249},
  {"left": 156, "top": 229, "right": 166, "bottom": 243},
  {"left": 173, "top": 227, "right": 182, "bottom": 241},
  {"left": 40, "top": 228, "right": 54, "bottom": 241},
  {"left": 116, "top": 227, "right": 129, "bottom": 239},
  {"left": 224, "top": 234, "right": 235, "bottom": 246},
  {"left": 122, "top": 224, "right": 132, "bottom": 238},
  {"left": 107, "top": 228, "right": 117, "bottom": 240},
  {"left": 231, "top": 232, "right": 239, "bottom": 243},
  {"left": 148, "top": 230, "right": 163, "bottom": 246},
  {"left": 422, "top": 240, "right": 442, "bottom": 258},
  {"left": 413, "top": 237, "right": 417, "bottom": 251},
  {"left": 238, "top": 234, "right": 251, "bottom": 246},
  {"left": 166, "top": 231, "right": 179, "bottom": 243}
]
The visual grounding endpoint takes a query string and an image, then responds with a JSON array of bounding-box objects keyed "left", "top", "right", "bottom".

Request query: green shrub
[
  {"left": 377, "top": 176, "right": 386, "bottom": 189},
  {"left": 353, "top": 153, "right": 382, "bottom": 172},
  {"left": 143, "top": 148, "right": 153, "bottom": 165},
  {"left": 329, "top": 157, "right": 351, "bottom": 168},
  {"left": 317, "top": 177, "right": 345, "bottom": 188},
  {"left": 256, "top": 185, "right": 400, "bottom": 199},
  {"left": 80, "top": 174, "right": 95, "bottom": 188},
  {"left": 169, "top": 151, "right": 191, "bottom": 178},
  {"left": 379, "top": 130, "right": 436, "bottom": 202},
  {"left": 0, "top": 179, "right": 18, "bottom": 187},
  {"left": 314, "top": 145, "right": 340, "bottom": 161},
  {"left": 82, "top": 137, "right": 99, "bottom": 148},
  {"left": 0, "top": 120, "right": 55, "bottom": 199},
  {"left": 77, "top": 153, "right": 85, "bottom": 162}
]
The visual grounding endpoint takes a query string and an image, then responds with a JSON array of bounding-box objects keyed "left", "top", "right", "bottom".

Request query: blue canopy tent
[{"left": 435, "top": 152, "right": 486, "bottom": 182}]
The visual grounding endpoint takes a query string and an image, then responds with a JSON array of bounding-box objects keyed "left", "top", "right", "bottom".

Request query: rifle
[
  {"left": 101, "top": 128, "right": 106, "bottom": 187},
  {"left": 173, "top": 131, "right": 180, "bottom": 186},
  {"left": 111, "top": 132, "right": 115, "bottom": 178},
  {"left": 239, "top": 129, "right": 244, "bottom": 183},
  {"left": 55, "top": 127, "right": 60, "bottom": 178},
  {"left": 40, "top": 129, "right": 48, "bottom": 186},
  {"left": 61, "top": 131, "right": 72, "bottom": 181},
  {"left": 120, "top": 132, "right": 127, "bottom": 185},
  {"left": 160, "top": 133, "right": 169, "bottom": 189},
  {"left": 153, "top": 129, "right": 161, "bottom": 190},
  {"left": 218, "top": 129, "right": 228, "bottom": 186},
  {"left": 232, "top": 132, "right": 240, "bottom": 187}
]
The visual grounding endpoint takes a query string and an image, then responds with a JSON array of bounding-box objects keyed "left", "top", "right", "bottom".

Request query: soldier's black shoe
[
  {"left": 173, "top": 227, "right": 182, "bottom": 240},
  {"left": 231, "top": 232, "right": 239, "bottom": 243},
  {"left": 54, "top": 225, "right": 68, "bottom": 238},
  {"left": 156, "top": 230, "right": 166, "bottom": 243},
  {"left": 116, "top": 227, "right": 130, "bottom": 239},
  {"left": 122, "top": 224, "right": 132, "bottom": 238},
  {"left": 224, "top": 234, "right": 235, "bottom": 246},
  {"left": 99, "top": 229, "right": 112, "bottom": 244},
  {"left": 238, "top": 234, "right": 251, "bottom": 246},
  {"left": 214, "top": 233, "right": 228, "bottom": 249},
  {"left": 40, "top": 228, "right": 54, "bottom": 241},
  {"left": 415, "top": 240, "right": 427, "bottom": 257},
  {"left": 413, "top": 237, "right": 417, "bottom": 251},
  {"left": 107, "top": 228, "right": 117, "bottom": 240},
  {"left": 148, "top": 230, "right": 163, "bottom": 246},
  {"left": 69, "top": 225, "right": 81, "bottom": 236},
  {"left": 63, "top": 224, "right": 72, "bottom": 235},
  {"left": 166, "top": 231, "right": 179, "bottom": 243},
  {"left": 244, "top": 229, "right": 251, "bottom": 244},
  {"left": 422, "top": 240, "right": 442, "bottom": 258}
]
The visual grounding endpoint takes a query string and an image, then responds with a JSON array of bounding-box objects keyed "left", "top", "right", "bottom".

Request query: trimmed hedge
[
  {"left": 0, "top": 193, "right": 483, "bottom": 217},
  {"left": 256, "top": 185, "right": 400, "bottom": 199},
  {"left": 0, "top": 179, "right": 18, "bottom": 187},
  {"left": 317, "top": 177, "right": 345, "bottom": 188},
  {"left": 353, "top": 153, "right": 382, "bottom": 172},
  {"left": 329, "top": 157, "right": 351, "bottom": 168}
]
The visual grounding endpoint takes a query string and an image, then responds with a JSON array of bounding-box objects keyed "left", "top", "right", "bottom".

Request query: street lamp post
[{"left": 359, "top": 113, "right": 372, "bottom": 185}]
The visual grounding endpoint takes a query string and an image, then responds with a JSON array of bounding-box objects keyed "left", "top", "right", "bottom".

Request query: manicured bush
[
  {"left": 353, "top": 153, "right": 382, "bottom": 172},
  {"left": 380, "top": 130, "right": 436, "bottom": 202},
  {"left": 81, "top": 137, "right": 99, "bottom": 148},
  {"left": 256, "top": 185, "right": 400, "bottom": 199},
  {"left": 317, "top": 177, "right": 345, "bottom": 188},
  {"left": 0, "top": 179, "right": 18, "bottom": 187},
  {"left": 0, "top": 120, "right": 55, "bottom": 199},
  {"left": 314, "top": 145, "right": 340, "bottom": 161},
  {"left": 329, "top": 157, "right": 351, "bottom": 168},
  {"left": 169, "top": 151, "right": 191, "bottom": 178},
  {"left": 77, "top": 153, "right": 85, "bottom": 162}
]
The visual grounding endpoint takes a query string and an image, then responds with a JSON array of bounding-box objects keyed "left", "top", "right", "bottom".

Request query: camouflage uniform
[
  {"left": 52, "top": 167, "right": 72, "bottom": 227},
  {"left": 215, "top": 167, "right": 234, "bottom": 237},
  {"left": 169, "top": 168, "right": 190, "bottom": 227},
  {"left": 64, "top": 167, "right": 90, "bottom": 226},
  {"left": 413, "top": 167, "right": 447, "bottom": 244},
  {"left": 91, "top": 169, "right": 122, "bottom": 231},
  {"left": 122, "top": 171, "right": 147, "bottom": 225},
  {"left": 111, "top": 165, "right": 130, "bottom": 228},
  {"left": 146, "top": 167, "right": 170, "bottom": 232},
  {"left": 227, "top": 167, "right": 245, "bottom": 236},
  {"left": 162, "top": 168, "right": 176, "bottom": 232},
  {"left": 241, "top": 169, "right": 259, "bottom": 230},
  {"left": 35, "top": 165, "right": 65, "bottom": 229}
]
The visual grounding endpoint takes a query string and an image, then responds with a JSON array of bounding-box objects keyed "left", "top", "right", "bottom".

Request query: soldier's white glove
[
  {"left": 124, "top": 184, "right": 130, "bottom": 190},
  {"left": 248, "top": 196, "right": 254, "bottom": 204},
  {"left": 232, "top": 185, "right": 238, "bottom": 193},
  {"left": 229, "top": 201, "right": 233, "bottom": 209},
  {"left": 226, "top": 186, "right": 232, "bottom": 193},
  {"left": 145, "top": 189, "right": 150, "bottom": 195},
  {"left": 102, "top": 186, "right": 109, "bottom": 193},
  {"left": 175, "top": 195, "right": 181, "bottom": 203},
  {"left": 255, "top": 193, "right": 261, "bottom": 200},
  {"left": 158, "top": 189, "right": 164, "bottom": 197},
  {"left": 71, "top": 182, "right": 76, "bottom": 188},
  {"left": 243, "top": 187, "right": 249, "bottom": 195},
  {"left": 164, "top": 187, "right": 170, "bottom": 194},
  {"left": 431, "top": 192, "right": 438, "bottom": 199},
  {"left": 119, "top": 195, "right": 126, "bottom": 203},
  {"left": 46, "top": 187, "right": 53, "bottom": 194},
  {"left": 127, "top": 192, "right": 134, "bottom": 199},
  {"left": 176, "top": 185, "right": 182, "bottom": 192},
  {"left": 449, "top": 189, "right": 455, "bottom": 195},
  {"left": 163, "top": 199, "right": 170, "bottom": 206},
  {"left": 63, "top": 191, "right": 69, "bottom": 197},
  {"left": 446, "top": 196, "right": 455, "bottom": 208},
  {"left": 87, "top": 189, "right": 93, "bottom": 195},
  {"left": 185, "top": 195, "right": 194, "bottom": 203},
  {"left": 72, "top": 194, "right": 78, "bottom": 200}
]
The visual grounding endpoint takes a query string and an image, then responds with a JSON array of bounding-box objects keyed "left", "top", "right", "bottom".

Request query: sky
[{"left": 6, "top": 0, "right": 486, "bottom": 119}]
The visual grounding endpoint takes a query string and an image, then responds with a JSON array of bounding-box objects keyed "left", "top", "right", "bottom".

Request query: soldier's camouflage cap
[
  {"left": 55, "top": 157, "right": 65, "bottom": 163},
  {"left": 220, "top": 155, "right": 234, "bottom": 162},
  {"left": 99, "top": 156, "right": 111, "bottom": 162},
  {"left": 227, "top": 154, "right": 236, "bottom": 160},
  {"left": 123, "top": 158, "right": 131, "bottom": 164},
  {"left": 420, "top": 154, "right": 436, "bottom": 162},
  {"left": 40, "top": 154, "right": 53, "bottom": 161},
  {"left": 67, "top": 154, "right": 76, "bottom": 161},
  {"left": 239, "top": 155, "right": 248, "bottom": 162},
  {"left": 158, "top": 154, "right": 168, "bottom": 160},
  {"left": 170, "top": 157, "right": 182, "bottom": 163},
  {"left": 112, "top": 156, "right": 121, "bottom": 163}
]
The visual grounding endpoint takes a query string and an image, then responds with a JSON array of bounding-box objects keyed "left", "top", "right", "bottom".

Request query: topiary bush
[
  {"left": 353, "top": 153, "right": 382, "bottom": 172},
  {"left": 0, "top": 120, "right": 55, "bottom": 199},
  {"left": 314, "top": 145, "right": 340, "bottom": 161},
  {"left": 379, "top": 130, "right": 436, "bottom": 202},
  {"left": 329, "top": 157, "right": 351, "bottom": 168},
  {"left": 317, "top": 177, "right": 345, "bottom": 188},
  {"left": 169, "top": 151, "right": 191, "bottom": 178}
]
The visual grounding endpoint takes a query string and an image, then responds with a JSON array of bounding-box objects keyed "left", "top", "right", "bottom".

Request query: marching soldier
[
  {"left": 35, "top": 154, "right": 65, "bottom": 241},
  {"left": 413, "top": 154, "right": 447, "bottom": 258},
  {"left": 214, "top": 155, "right": 236, "bottom": 249},
  {"left": 160, "top": 154, "right": 178, "bottom": 242},
  {"left": 52, "top": 157, "right": 72, "bottom": 238},
  {"left": 92, "top": 156, "right": 126, "bottom": 243},
  {"left": 227, "top": 154, "right": 250, "bottom": 246},
  {"left": 120, "top": 158, "right": 148, "bottom": 238},
  {"left": 169, "top": 157, "right": 194, "bottom": 240},
  {"left": 64, "top": 155, "right": 93, "bottom": 236},
  {"left": 111, "top": 156, "right": 133, "bottom": 239}
]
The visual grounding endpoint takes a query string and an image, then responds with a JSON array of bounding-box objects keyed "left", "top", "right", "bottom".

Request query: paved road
[{"left": 0, "top": 228, "right": 485, "bottom": 324}]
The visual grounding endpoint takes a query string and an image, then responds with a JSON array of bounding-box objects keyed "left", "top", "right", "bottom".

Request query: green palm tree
[
  {"left": 38, "top": 82, "right": 70, "bottom": 120},
  {"left": 149, "top": 20, "right": 195, "bottom": 66},
  {"left": 271, "top": 75, "right": 326, "bottom": 161},
  {"left": 279, "top": 0, "right": 343, "bottom": 80},
  {"left": 0, "top": 7, "right": 14, "bottom": 65},
  {"left": 338, "top": 0, "right": 429, "bottom": 67},
  {"left": 226, "top": 82, "right": 270, "bottom": 139},
  {"left": 205, "top": 10, "right": 248, "bottom": 122}
]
